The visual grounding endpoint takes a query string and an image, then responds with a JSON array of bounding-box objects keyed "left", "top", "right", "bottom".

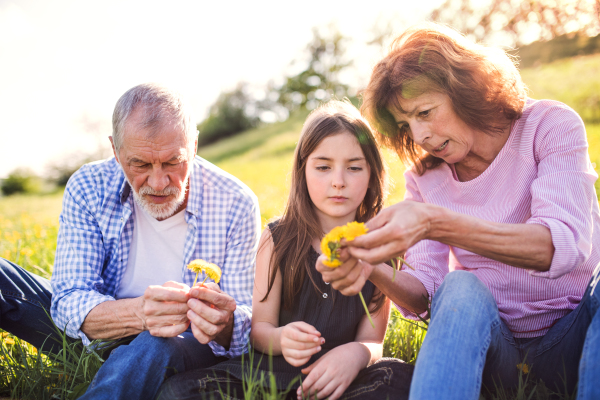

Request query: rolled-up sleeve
[
  {"left": 526, "top": 106, "right": 598, "bottom": 279},
  {"left": 50, "top": 170, "right": 116, "bottom": 345},
  {"left": 208, "top": 194, "right": 260, "bottom": 358},
  {"left": 396, "top": 171, "right": 450, "bottom": 319}
]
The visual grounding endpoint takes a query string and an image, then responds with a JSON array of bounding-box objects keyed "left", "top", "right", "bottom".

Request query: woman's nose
[{"left": 410, "top": 123, "right": 432, "bottom": 146}]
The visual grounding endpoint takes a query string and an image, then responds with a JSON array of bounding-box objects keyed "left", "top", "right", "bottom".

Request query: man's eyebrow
[{"left": 128, "top": 157, "right": 146, "bottom": 164}]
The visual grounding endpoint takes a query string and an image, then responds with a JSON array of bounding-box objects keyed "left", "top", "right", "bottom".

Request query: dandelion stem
[
  {"left": 359, "top": 292, "right": 375, "bottom": 328},
  {"left": 201, "top": 275, "right": 209, "bottom": 286},
  {"left": 193, "top": 272, "right": 199, "bottom": 287},
  {"left": 391, "top": 258, "right": 397, "bottom": 282},
  {"left": 399, "top": 257, "right": 414, "bottom": 270}
]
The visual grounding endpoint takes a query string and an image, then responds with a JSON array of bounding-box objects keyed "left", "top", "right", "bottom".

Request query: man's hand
[
  {"left": 187, "top": 283, "right": 237, "bottom": 348},
  {"left": 280, "top": 321, "right": 324, "bottom": 367},
  {"left": 315, "top": 250, "right": 375, "bottom": 297},
  {"left": 138, "top": 281, "right": 191, "bottom": 337}
]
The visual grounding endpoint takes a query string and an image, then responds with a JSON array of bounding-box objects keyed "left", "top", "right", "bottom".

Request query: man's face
[{"left": 111, "top": 108, "right": 196, "bottom": 220}]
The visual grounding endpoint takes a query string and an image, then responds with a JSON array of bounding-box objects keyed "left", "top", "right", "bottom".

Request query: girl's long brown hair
[{"left": 261, "top": 100, "right": 388, "bottom": 314}]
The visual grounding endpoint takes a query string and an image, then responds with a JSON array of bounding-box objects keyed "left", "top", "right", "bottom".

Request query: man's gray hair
[{"left": 112, "top": 83, "right": 197, "bottom": 152}]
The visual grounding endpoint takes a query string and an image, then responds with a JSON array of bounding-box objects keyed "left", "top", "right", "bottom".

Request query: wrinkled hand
[
  {"left": 281, "top": 321, "right": 324, "bottom": 367},
  {"left": 187, "top": 283, "right": 237, "bottom": 347},
  {"left": 348, "top": 201, "right": 432, "bottom": 265},
  {"left": 315, "top": 249, "right": 375, "bottom": 297},
  {"left": 297, "top": 345, "right": 363, "bottom": 400},
  {"left": 140, "top": 281, "right": 191, "bottom": 337}
]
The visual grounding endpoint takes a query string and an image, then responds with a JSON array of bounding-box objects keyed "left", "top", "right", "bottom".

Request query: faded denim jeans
[{"left": 410, "top": 268, "right": 600, "bottom": 400}]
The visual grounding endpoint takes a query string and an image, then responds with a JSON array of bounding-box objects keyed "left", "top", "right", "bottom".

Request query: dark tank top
[{"left": 210, "top": 220, "right": 377, "bottom": 390}]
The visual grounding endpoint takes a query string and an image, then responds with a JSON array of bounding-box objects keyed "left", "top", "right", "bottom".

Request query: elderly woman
[{"left": 316, "top": 23, "right": 600, "bottom": 399}]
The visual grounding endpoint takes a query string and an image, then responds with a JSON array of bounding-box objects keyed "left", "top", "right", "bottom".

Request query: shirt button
[{"left": 323, "top": 293, "right": 328, "bottom": 299}]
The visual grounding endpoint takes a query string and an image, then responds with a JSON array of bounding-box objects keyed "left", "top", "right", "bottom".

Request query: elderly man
[{"left": 0, "top": 83, "right": 260, "bottom": 399}]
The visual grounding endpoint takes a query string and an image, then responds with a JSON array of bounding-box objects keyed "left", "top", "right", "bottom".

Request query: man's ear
[{"left": 109, "top": 136, "right": 120, "bottom": 164}]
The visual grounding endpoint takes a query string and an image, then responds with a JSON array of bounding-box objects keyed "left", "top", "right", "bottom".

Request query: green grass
[{"left": 2, "top": 54, "right": 600, "bottom": 399}]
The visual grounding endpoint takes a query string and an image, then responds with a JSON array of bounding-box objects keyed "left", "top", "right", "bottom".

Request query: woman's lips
[{"left": 434, "top": 140, "right": 449, "bottom": 155}]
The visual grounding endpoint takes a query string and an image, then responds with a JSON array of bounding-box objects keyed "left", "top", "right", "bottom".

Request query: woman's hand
[
  {"left": 281, "top": 321, "right": 324, "bottom": 367},
  {"left": 348, "top": 201, "right": 434, "bottom": 265},
  {"left": 315, "top": 251, "right": 375, "bottom": 296},
  {"left": 297, "top": 343, "right": 366, "bottom": 400}
]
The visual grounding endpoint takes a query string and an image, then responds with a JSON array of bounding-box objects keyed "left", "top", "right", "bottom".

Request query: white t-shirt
[{"left": 115, "top": 201, "right": 188, "bottom": 299}]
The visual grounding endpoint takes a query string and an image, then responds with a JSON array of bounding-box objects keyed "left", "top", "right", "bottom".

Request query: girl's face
[{"left": 305, "top": 131, "right": 371, "bottom": 232}]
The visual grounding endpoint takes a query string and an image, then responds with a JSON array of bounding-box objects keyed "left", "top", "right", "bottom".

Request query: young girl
[{"left": 157, "top": 100, "right": 413, "bottom": 400}]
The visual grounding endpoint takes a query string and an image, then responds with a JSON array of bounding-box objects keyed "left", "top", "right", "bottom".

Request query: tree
[
  {"left": 196, "top": 83, "right": 262, "bottom": 146},
  {"left": 276, "top": 25, "right": 352, "bottom": 112},
  {"left": 1, "top": 168, "right": 41, "bottom": 196},
  {"left": 430, "top": 0, "right": 600, "bottom": 47}
]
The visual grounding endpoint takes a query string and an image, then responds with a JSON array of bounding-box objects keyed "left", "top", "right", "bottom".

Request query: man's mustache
[{"left": 137, "top": 186, "right": 181, "bottom": 197}]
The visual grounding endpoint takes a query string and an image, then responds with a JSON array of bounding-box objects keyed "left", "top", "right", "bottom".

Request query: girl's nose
[{"left": 332, "top": 171, "right": 346, "bottom": 189}]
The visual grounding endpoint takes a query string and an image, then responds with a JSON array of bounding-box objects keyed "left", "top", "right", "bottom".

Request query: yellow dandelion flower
[
  {"left": 516, "top": 363, "right": 529, "bottom": 374},
  {"left": 4, "top": 338, "right": 15, "bottom": 345},
  {"left": 322, "top": 258, "right": 342, "bottom": 268},
  {"left": 343, "top": 222, "right": 368, "bottom": 241},
  {"left": 187, "top": 259, "right": 222, "bottom": 286},
  {"left": 319, "top": 222, "right": 375, "bottom": 328}
]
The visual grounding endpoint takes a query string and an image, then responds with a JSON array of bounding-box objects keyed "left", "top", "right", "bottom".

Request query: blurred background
[
  {"left": 1, "top": 3, "right": 600, "bottom": 396},
  {"left": 1, "top": 0, "right": 599, "bottom": 209}
]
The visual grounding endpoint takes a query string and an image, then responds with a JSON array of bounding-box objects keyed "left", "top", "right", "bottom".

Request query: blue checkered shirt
[{"left": 50, "top": 156, "right": 260, "bottom": 358}]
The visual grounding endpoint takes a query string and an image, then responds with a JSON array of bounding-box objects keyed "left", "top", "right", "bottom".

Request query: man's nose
[{"left": 147, "top": 167, "right": 170, "bottom": 191}]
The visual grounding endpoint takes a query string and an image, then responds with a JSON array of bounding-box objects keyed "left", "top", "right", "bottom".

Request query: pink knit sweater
[{"left": 400, "top": 99, "right": 599, "bottom": 337}]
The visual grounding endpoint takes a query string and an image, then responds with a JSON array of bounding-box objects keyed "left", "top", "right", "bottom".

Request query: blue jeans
[
  {"left": 0, "top": 257, "right": 68, "bottom": 353},
  {"left": 80, "top": 330, "right": 226, "bottom": 400},
  {"left": 0, "top": 258, "right": 226, "bottom": 400},
  {"left": 409, "top": 269, "right": 600, "bottom": 400}
]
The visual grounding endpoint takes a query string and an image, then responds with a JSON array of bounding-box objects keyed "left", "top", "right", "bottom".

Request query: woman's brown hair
[
  {"left": 262, "top": 100, "right": 388, "bottom": 314},
  {"left": 361, "top": 22, "right": 527, "bottom": 174}
]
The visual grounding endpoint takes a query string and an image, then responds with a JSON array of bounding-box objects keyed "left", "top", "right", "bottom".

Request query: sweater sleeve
[
  {"left": 526, "top": 103, "right": 598, "bottom": 279},
  {"left": 395, "top": 170, "right": 450, "bottom": 319}
]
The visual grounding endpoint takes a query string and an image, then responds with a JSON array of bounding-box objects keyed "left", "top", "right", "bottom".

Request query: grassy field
[{"left": 2, "top": 53, "right": 600, "bottom": 399}]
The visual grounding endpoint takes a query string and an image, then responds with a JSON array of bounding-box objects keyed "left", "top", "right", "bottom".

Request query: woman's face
[{"left": 388, "top": 91, "right": 479, "bottom": 165}]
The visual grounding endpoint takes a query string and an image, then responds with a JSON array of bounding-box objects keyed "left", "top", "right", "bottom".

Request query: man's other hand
[
  {"left": 139, "top": 281, "right": 191, "bottom": 337},
  {"left": 187, "top": 283, "right": 236, "bottom": 348}
]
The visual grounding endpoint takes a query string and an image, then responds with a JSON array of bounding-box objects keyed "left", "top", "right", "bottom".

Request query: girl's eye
[
  {"left": 349, "top": 166, "right": 363, "bottom": 171},
  {"left": 316, "top": 166, "right": 330, "bottom": 171}
]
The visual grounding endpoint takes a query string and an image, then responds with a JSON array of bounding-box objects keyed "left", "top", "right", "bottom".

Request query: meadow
[{"left": 2, "top": 53, "right": 600, "bottom": 399}]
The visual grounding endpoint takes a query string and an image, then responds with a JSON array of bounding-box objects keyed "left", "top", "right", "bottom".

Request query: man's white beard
[{"left": 129, "top": 176, "right": 189, "bottom": 220}]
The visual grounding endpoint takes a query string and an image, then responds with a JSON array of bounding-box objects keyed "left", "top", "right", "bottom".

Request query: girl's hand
[
  {"left": 297, "top": 344, "right": 363, "bottom": 400},
  {"left": 281, "top": 321, "right": 324, "bottom": 367},
  {"left": 315, "top": 251, "right": 375, "bottom": 297}
]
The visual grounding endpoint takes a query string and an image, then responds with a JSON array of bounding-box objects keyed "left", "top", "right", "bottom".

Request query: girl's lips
[{"left": 329, "top": 196, "right": 348, "bottom": 202}]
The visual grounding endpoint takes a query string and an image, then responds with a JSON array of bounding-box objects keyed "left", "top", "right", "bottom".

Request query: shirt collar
[{"left": 186, "top": 157, "right": 203, "bottom": 216}]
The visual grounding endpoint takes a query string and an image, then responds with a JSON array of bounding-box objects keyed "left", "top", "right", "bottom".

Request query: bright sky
[{"left": 0, "top": 0, "right": 442, "bottom": 178}]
